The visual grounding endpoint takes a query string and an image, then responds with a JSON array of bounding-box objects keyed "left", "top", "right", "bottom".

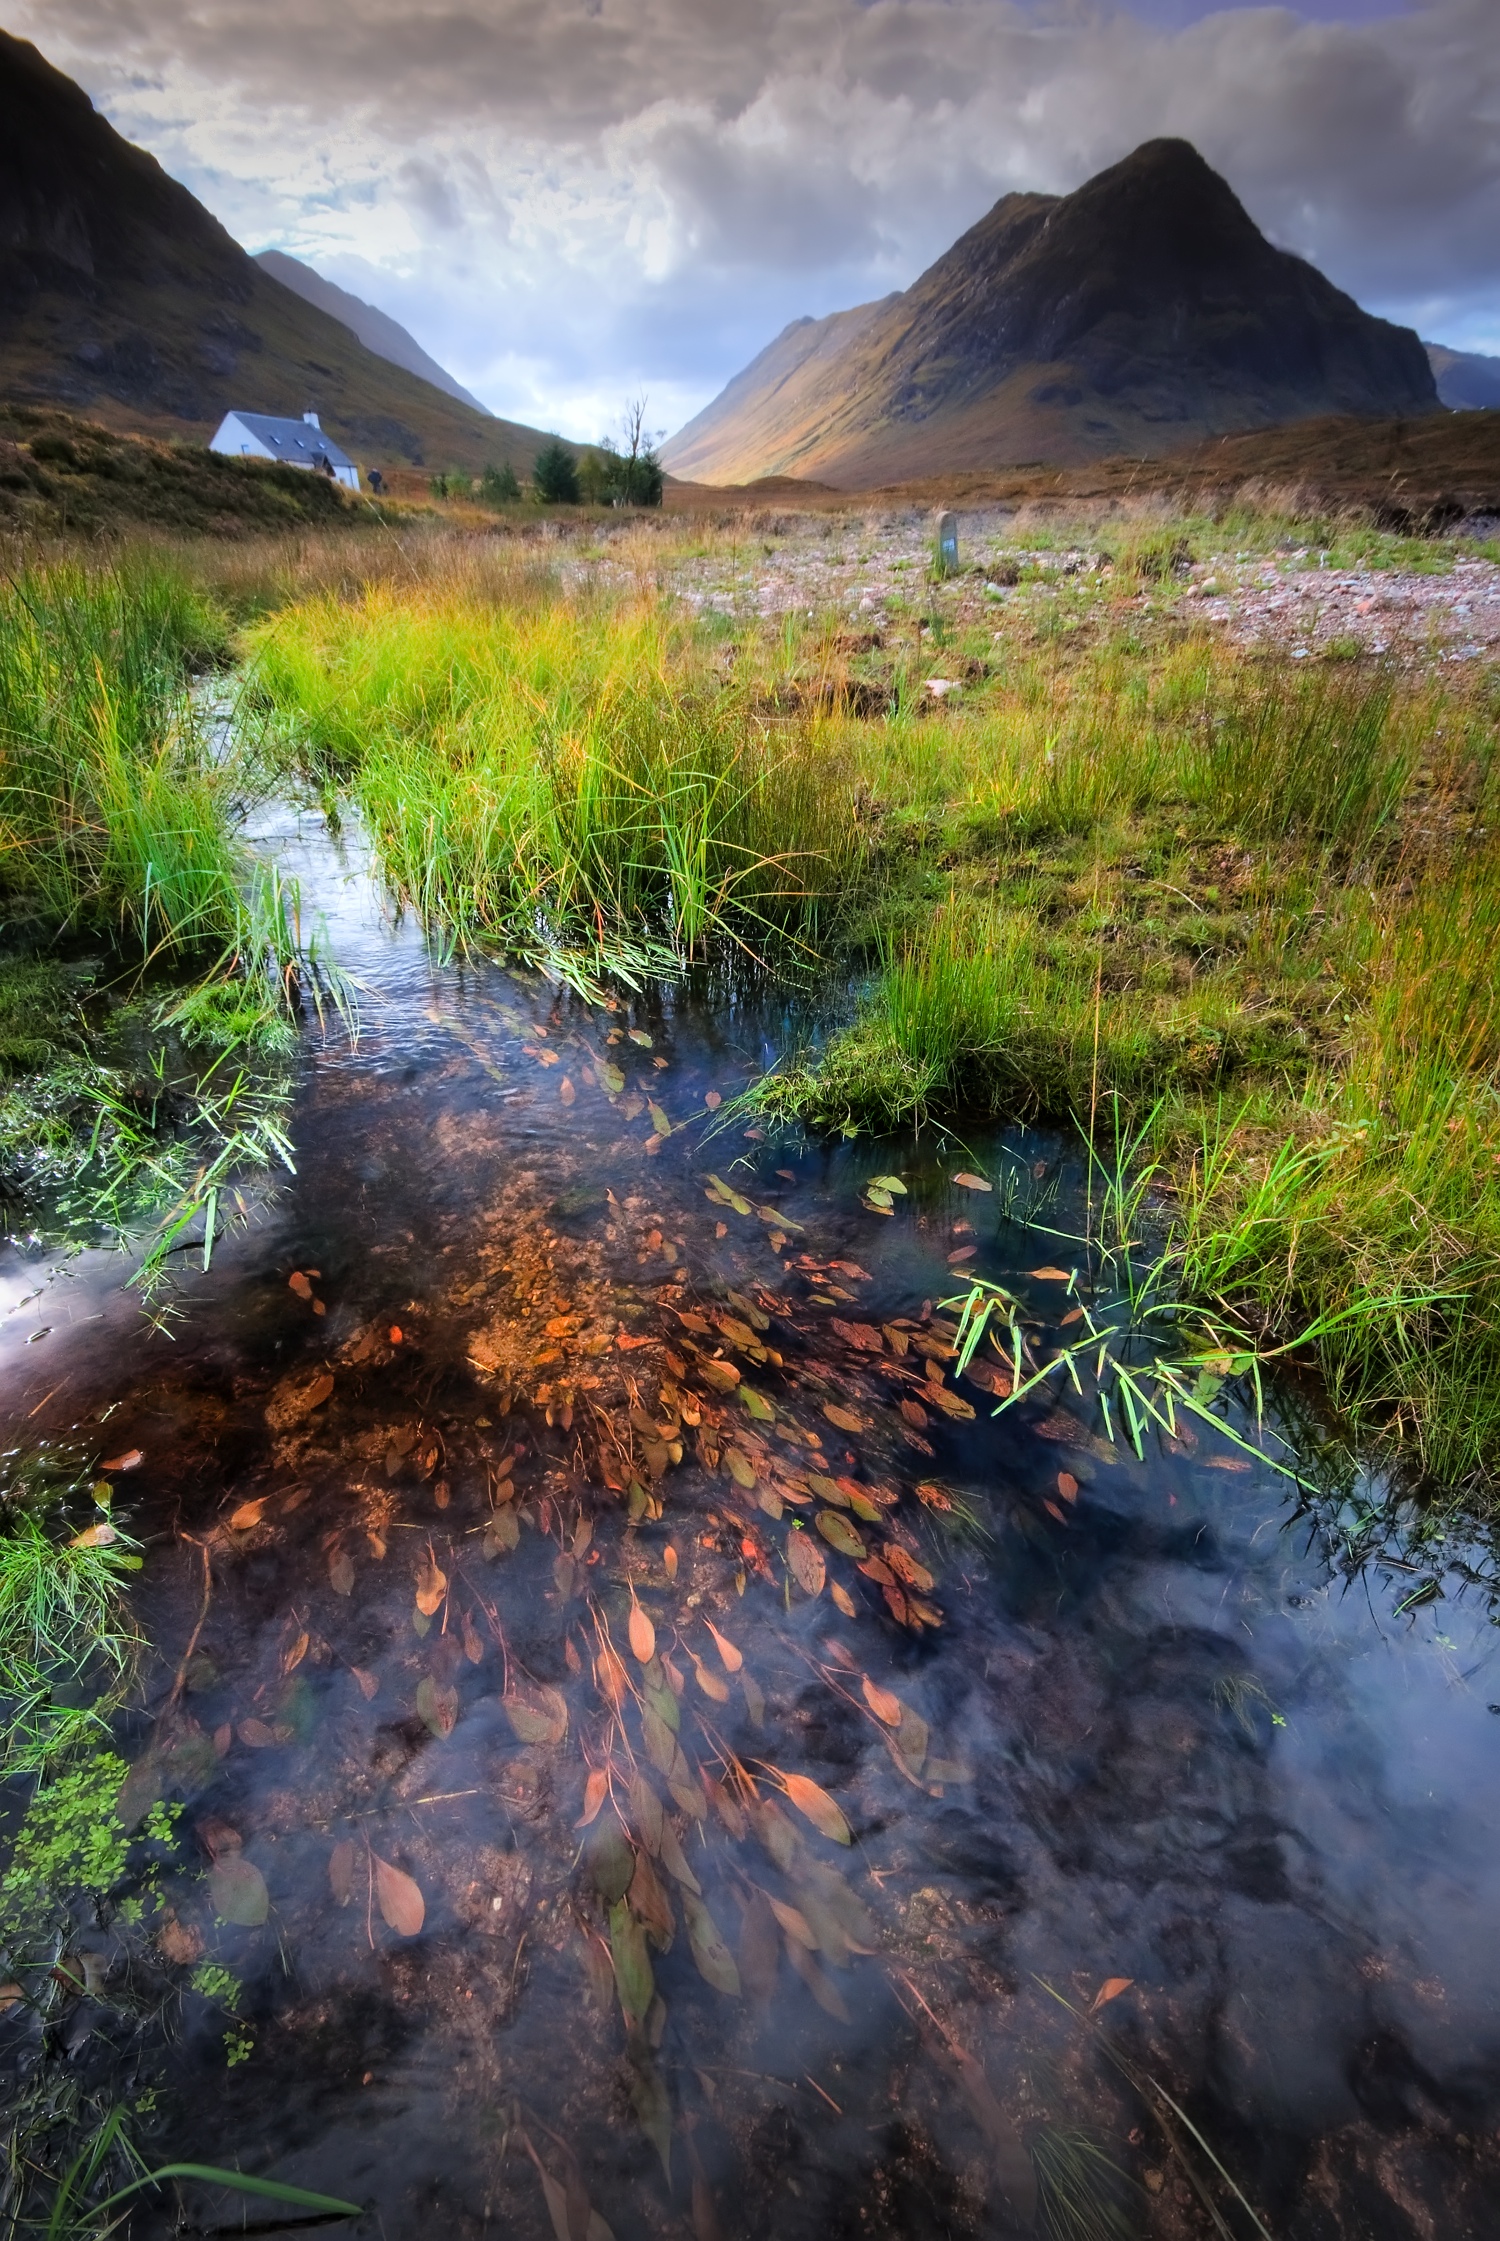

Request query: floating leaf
[
  {"left": 822, "top": 1403, "right": 865, "bottom": 1434},
  {"left": 1057, "top": 1471, "right": 1079, "bottom": 1504},
  {"left": 785, "top": 1531, "right": 825, "bottom": 1598},
  {"left": 229, "top": 1497, "right": 268, "bottom": 1531},
  {"left": 368, "top": 1854, "right": 425, "bottom": 1938},
  {"left": 683, "top": 1892, "right": 740, "bottom": 1996},
  {"left": 1029, "top": 1266, "right": 1072, "bottom": 1282},
  {"left": 829, "top": 1580, "right": 856, "bottom": 1618},
  {"left": 628, "top": 1847, "right": 676, "bottom": 1951},
  {"left": 597, "top": 1059, "right": 626, "bottom": 1095},
  {"left": 767, "top": 1895, "right": 817, "bottom": 1949},
  {"left": 69, "top": 1521, "right": 118, "bottom": 1548},
  {"left": 816, "top": 1511, "right": 865, "bottom": 1559},
  {"left": 867, "top": 1174, "right": 907, "bottom": 1194},
  {"left": 629, "top": 1604, "right": 656, "bottom": 1663},
  {"left": 596, "top": 1645, "right": 629, "bottom": 1709},
  {"left": 648, "top": 1102, "right": 671, "bottom": 1138},
  {"left": 643, "top": 1703, "right": 679, "bottom": 1775},
  {"left": 416, "top": 1675, "right": 458, "bottom": 1738},
  {"left": 699, "top": 1358, "right": 741, "bottom": 1393},
  {"left": 832, "top": 1320, "right": 884, "bottom": 1352},
  {"left": 289, "top": 1269, "right": 313, "bottom": 1300},
  {"left": 483, "top": 1506, "right": 520, "bottom": 1556},
  {"left": 608, "top": 1897, "right": 654, "bottom": 2024},
  {"left": 328, "top": 1839, "right": 355, "bottom": 1905},
  {"left": 1091, "top": 1975, "right": 1134, "bottom": 2012},
  {"left": 951, "top": 1172, "right": 991, "bottom": 1192},
  {"left": 210, "top": 1852, "right": 269, "bottom": 1927},
  {"left": 627, "top": 2041, "right": 674, "bottom": 2184},
  {"left": 577, "top": 1768, "right": 609, "bottom": 1828},
  {"left": 785, "top": 1934, "right": 850, "bottom": 2020},
  {"left": 895, "top": 1705, "right": 930, "bottom": 1776},
  {"left": 414, "top": 1554, "right": 448, "bottom": 1617},
  {"left": 780, "top": 1772, "right": 852, "bottom": 1845},
  {"left": 629, "top": 1772, "right": 664, "bottom": 1854},
  {"left": 100, "top": 1449, "right": 145, "bottom": 1473},
  {"left": 741, "top": 1387, "right": 775, "bottom": 1423},
  {"left": 885, "top": 1544, "right": 935, "bottom": 1593},
  {"left": 628, "top": 1028, "right": 652, "bottom": 1047},
  {"left": 704, "top": 1089, "right": 721, "bottom": 1110},
  {"left": 504, "top": 1681, "right": 568, "bottom": 1746},
  {"left": 861, "top": 1677, "right": 902, "bottom": 1728},
  {"left": 705, "top": 1622, "right": 742, "bottom": 1673},
  {"left": 929, "top": 1386, "right": 975, "bottom": 1420},
  {"left": 588, "top": 1822, "right": 636, "bottom": 1904}
]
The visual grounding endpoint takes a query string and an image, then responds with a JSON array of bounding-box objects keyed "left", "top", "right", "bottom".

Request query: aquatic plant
[{"left": 0, "top": 1499, "right": 143, "bottom": 1771}]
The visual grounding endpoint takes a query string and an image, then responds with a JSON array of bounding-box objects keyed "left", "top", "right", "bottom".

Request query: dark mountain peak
[
  {"left": 664, "top": 135, "right": 1437, "bottom": 488},
  {"left": 0, "top": 29, "right": 556, "bottom": 471}
]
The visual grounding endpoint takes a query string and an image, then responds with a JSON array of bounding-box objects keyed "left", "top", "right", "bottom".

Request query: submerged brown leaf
[
  {"left": 780, "top": 1772, "right": 852, "bottom": 1846},
  {"left": 328, "top": 1838, "right": 355, "bottom": 1906},
  {"left": 861, "top": 1677, "right": 902, "bottom": 1728},
  {"left": 785, "top": 1531, "right": 825, "bottom": 1599},
  {"left": 504, "top": 1680, "right": 568, "bottom": 1746},
  {"left": 683, "top": 1891, "right": 740, "bottom": 1996},
  {"left": 374, "top": 1856, "right": 425, "bottom": 1937},
  {"left": 629, "top": 1603, "right": 657, "bottom": 1663},
  {"left": 209, "top": 1852, "right": 269, "bottom": 1927}
]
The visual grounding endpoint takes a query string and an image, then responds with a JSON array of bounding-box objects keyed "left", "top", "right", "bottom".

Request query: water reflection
[{"left": 5, "top": 804, "right": 1500, "bottom": 2241}]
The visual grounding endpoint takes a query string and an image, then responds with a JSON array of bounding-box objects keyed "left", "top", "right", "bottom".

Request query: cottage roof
[{"left": 224, "top": 412, "right": 356, "bottom": 472}]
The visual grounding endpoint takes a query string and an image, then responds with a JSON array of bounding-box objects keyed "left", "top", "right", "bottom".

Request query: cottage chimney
[{"left": 303, "top": 411, "right": 321, "bottom": 428}]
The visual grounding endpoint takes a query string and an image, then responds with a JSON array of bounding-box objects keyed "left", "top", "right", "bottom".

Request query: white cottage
[{"left": 209, "top": 409, "right": 360, "bottom": 490}]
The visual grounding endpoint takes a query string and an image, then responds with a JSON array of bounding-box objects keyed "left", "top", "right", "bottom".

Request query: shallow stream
[{"left": 4, "top": 803, "right": 1500, "bottom": 2240}]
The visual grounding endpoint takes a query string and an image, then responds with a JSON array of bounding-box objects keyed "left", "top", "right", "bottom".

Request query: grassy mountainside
[
  {"left": 0, "top": 29, "right": 558, "bottom": 479},
  {"left": 664, "top": 139, "right": 1437, "bottom": 488}
]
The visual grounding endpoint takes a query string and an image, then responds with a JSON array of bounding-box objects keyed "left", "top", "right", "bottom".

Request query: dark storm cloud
[{"left": 10, "top": 0, "right": 1499, "bottom": 436}]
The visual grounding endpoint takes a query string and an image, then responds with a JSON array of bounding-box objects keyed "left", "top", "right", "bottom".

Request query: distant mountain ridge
[
  {"left": 254, "top": 252, "right": 489, "bottom": 415},
  {"left": 664, "top": 140, "right": 1438, "bottom": 488},
  {"left": 0, "top": 29, "right": 556, "bottom": 475},
  {"left": 1426, "top": 343, "right": 1500, "bottom": 412}
]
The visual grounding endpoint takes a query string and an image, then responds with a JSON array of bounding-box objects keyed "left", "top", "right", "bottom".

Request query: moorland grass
[
  {"left": 250, "top": 578, "right": 869, "bottom": 965},
  {"left": 0, "top": 558, "right": 240, "bottom": 955}
]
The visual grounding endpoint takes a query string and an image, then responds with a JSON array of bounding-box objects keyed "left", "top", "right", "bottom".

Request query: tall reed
[
  {"left": 0, "top": 559, "right": 239, "bottom": 955},
  {"left": 252, "top": 583, "right": 866, "bottom": 960}
]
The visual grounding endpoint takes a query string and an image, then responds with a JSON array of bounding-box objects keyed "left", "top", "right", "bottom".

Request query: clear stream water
[{"left": 3, "top": 804, "right": 1500, "bottom": 2241}]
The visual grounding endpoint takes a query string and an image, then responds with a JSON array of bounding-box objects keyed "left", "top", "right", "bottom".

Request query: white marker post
[{"left": 935, "top": 509, "right": 958, "bottom": 575}]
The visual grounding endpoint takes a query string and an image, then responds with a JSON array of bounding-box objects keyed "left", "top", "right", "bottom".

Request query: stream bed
[{"left": 4, "top": 802, "right": 1500, "bottom": 2241}]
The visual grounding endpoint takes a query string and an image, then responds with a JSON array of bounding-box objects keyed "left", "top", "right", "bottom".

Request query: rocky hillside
[
  {"left": 0, "top": 30, "right": 555, "bottom": 478},
  {"left": 664, "top": 140, "right": 1438, "bottom": 488}
]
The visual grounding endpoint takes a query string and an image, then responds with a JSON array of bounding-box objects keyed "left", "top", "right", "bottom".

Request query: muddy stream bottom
[{"left": 4, "top": 804, "right": 1500, "bottom": 2241}]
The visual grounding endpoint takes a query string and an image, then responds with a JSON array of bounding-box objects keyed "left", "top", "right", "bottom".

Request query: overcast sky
[{"left": 12, "top": 0, "right": 1498, "bottom": 443}]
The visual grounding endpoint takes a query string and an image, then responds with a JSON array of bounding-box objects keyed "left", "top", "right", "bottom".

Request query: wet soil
[{"left": 5, "top": 804, "right": 1500, "bottom": 2241}]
